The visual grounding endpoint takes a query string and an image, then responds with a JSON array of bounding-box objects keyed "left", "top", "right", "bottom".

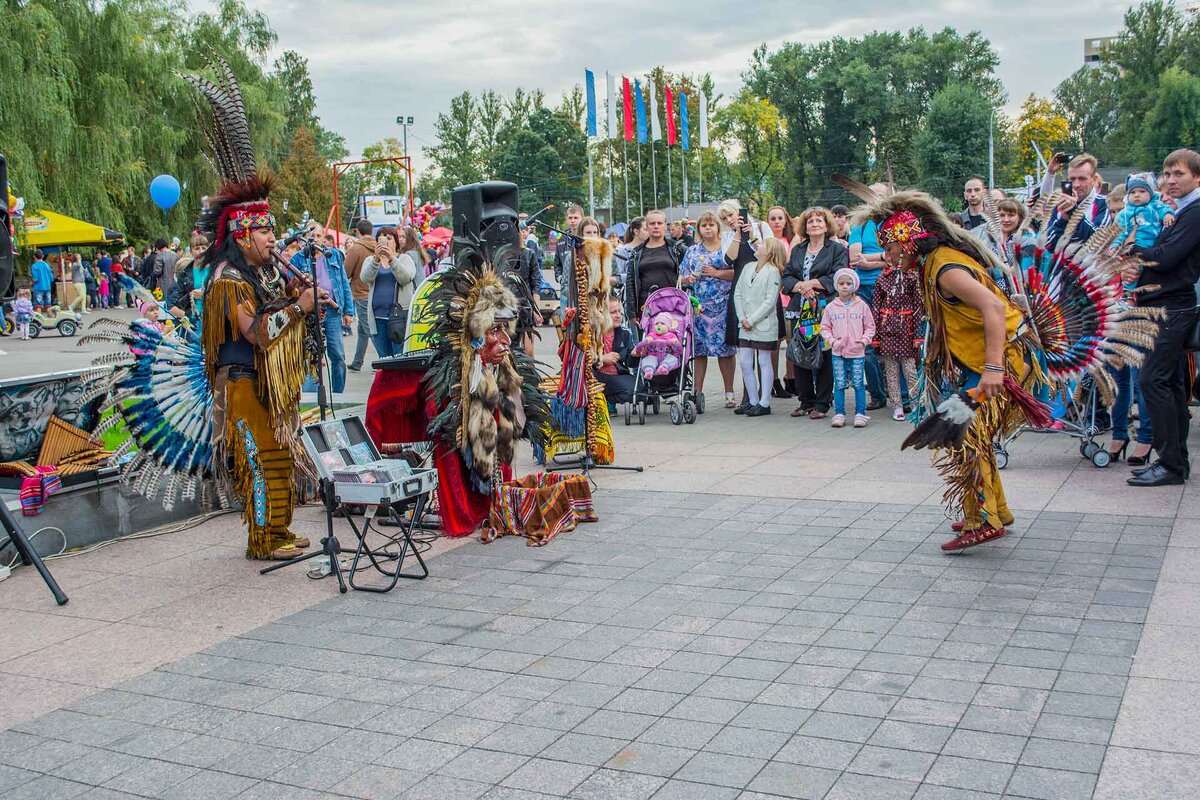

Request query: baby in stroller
[{"left": 625, "top": 287, "right": 700, "bottom": 425}]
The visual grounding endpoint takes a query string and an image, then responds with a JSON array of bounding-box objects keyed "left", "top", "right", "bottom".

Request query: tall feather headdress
[{"left": 182, "top": 55, "right": 275, "bottom": 247}]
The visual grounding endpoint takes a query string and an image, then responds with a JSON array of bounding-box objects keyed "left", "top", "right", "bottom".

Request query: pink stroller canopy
[{"left": 640, "top": 287, "right": 692, "bottom": 331}]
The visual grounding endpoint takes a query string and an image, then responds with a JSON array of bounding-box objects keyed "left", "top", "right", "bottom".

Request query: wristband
[{"left": 983, "top": 363, "right": 1005, "bottom": 373}]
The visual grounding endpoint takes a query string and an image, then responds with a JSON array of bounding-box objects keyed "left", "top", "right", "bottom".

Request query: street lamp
[{"left": 395, "top": 115, "right": 414, "bottom": 213}]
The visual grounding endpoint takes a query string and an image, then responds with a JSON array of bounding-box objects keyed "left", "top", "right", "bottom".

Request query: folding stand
[
  {"left": 0, "top": 501, "right": 68, "bottom": 605},
  {"left": 337, "top": 495, "right": 430, "bottom": 593}
]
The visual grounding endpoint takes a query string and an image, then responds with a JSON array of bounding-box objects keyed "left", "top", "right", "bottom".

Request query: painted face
[{"left": 480, "top": 322, "right": 511, "bottom": 365}]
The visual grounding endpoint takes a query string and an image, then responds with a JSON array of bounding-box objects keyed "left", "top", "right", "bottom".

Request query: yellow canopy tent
[{"left": 21, "top": 210, "right": 124, "bottom": 248}]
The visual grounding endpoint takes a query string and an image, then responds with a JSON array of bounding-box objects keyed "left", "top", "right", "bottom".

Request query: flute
[{"left": 271, "top": 250, "right": 339, "bottom": 312}]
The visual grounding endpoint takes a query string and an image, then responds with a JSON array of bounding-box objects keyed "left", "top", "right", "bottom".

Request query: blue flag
[
  {"left": 679, "top": 92, "right": 690, "bottom": 151},
  {"left": 634, "top": 78, "right": 648, "bottom": 143},
  {"left": 584, "top": 69, "right": 597, "bottom": 138}
]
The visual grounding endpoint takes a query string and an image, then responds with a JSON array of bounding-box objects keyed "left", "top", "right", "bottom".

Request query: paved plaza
[{"left": 1, "top": 325, "right": 1199, "bottom": 798}]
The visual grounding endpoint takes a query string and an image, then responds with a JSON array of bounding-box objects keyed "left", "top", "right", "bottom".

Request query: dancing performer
[
  {"left": 837, "top": 180, "right": 1159, "bottom": 551},
  {"left": 82, "top": 58, "right": 327, "bottom": 560}
]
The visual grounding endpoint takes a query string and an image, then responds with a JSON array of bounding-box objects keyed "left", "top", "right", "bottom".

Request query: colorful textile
[
  {"left": 484, "top": 471, "right": 597, "bottom": 547},
  {"left": 680, "top": 244, "right": 735, "bottom": 357},
  {"left": 19, "top": 467, "right": 61, "bottom": 517}
]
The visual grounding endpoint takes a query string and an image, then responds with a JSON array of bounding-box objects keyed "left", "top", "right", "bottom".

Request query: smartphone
[
  {"left": 738, "top": 208, "right": 751, "bottom": 241},
  {"left": 1062, "top": 180, "right": 1073, "bottom": 196}
]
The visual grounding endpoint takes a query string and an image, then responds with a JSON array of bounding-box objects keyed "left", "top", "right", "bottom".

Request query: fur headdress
[
  {"left": 183, "top": 56, "right": 276, "bottom": 247},
  {"left": 424, "top": 255, "right": 551, "bottom": 494}
]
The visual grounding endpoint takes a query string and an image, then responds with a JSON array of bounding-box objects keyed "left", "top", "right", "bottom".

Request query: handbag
[
  {"left": 385, "top": 257, "right": 410, "bottom": 345},
  {"left": 786, "top": 324, "right": 823, "bottom": 370}
]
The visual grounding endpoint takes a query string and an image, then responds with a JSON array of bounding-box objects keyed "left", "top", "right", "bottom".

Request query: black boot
[{"left": 771, "top": 379, "right": 792, "bottom": 399}]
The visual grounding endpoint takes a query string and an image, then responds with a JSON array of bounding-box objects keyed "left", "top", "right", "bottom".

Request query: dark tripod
[{"left": 0, "top": 501, "right": 68, "bottom": 605}]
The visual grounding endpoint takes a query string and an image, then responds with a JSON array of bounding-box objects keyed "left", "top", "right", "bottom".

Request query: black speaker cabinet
[{"left": 451, "top": 181, "right": 520, "bottom": 270}]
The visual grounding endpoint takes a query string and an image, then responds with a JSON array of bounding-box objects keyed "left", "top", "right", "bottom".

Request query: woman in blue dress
[{"left": 680, "top": 211, "right": 739, "bottom": 408}]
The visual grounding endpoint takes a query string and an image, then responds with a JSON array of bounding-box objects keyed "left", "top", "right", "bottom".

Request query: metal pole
[
  {"left": 651, "top": 143, "right": 659, "bottom": 210},
  {"left": 607, "top": 138, "right": 616, "bottom": 215},
  {"left": 637, "top": 142, "right": 645, "bottom": 214},
  {"left": 621, "top": 137, "right": 630, "bottom": 221},
  {"left": 587, "top": 141, "right": 595, "bottom": 217},
  {"left": 988, "top": 110, "right": 995, "bottom": 189},
  {"left": 681, "top": 148, "right": 688, "bottom": 212},
  {"left": 666, "top": 144, "right": 673, "bottom": 211},
  {"left": 698, "top": 150, "right": 703, "bottom": 204}
]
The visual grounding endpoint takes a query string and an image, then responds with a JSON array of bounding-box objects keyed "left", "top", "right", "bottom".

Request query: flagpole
[
  {"left": 621, "top": 137, "right": 630, "bottom": 221},
  {"left": 698, "top": 152, "right": 703, "bottom": 204},
  {"left": 637, "top": 143, "right": 645, "bottom": 214},
  {"left": 681, "top": 147, "right": 688, "bottom": 213},
  {"left": 587, "top": 141, "right": 595, "bottom": 217},
  {"left": 651, "top": 144, "right": 659, "bottom": 210},
  {"left": 666, "top": 143, "right": 673, "bottom": 210}
]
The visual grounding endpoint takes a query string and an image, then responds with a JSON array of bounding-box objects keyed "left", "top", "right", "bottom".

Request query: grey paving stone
[
  {"left": 398, "top": 773, "right": 489, "bottom": 800},
  {"left": 675, "top": 751, "right": 766, "bottom": 789},
  {"left": 1017, "top": 737, "right": 1105, "bottom": 773},
  {"left": 540, "top": 733, "right": 631, "bottom": 767},
  {"left": 568, "top": 768, "right": 665, "bottom": 800},
  {"left": 501, "top": 758, "right": 595, "bottom": 795},
  {"left": 847, "top": 745, "right": 937, "bottom": 782},
  {"left": 924, "top": 754, "right": 1013, "bottom": 794},
  {"left": 773, "top": 735, "right": 862, "bottom": 770},
  {"left": 1005, "top": 765, "right": 1097, "bottom": 800},
  {"left": 1029, "top": 713, "right": 1114, "bottom": 745},
  {"left": 867, "top": 721, "right": 954, "bottom": 753},
  {"left": 824, "top": 773, "right": 919, "bottom": 800},
  {"left": 574, "top": 710, "right": 657, "bottom": 740},
  {"left": 638, "top": 717, "right": 722, "bottom": 749},
  {"left": 3, "top": 775, "right": 91, "bottom": 800},
  {"left": 727, "top": 704, "right": 811, "bottom": 734},
  {"left": 798, "top": 711, "right": 881, "bottom": 743},
  {"left": 648, "top": 778, "right": 740, "bottom": 799},
  {"left": 746, "top": 762, "right": 839, "bottom": 798},
  {"left": 665, "top": 696, "right": 747, "bottom": 725},
  {"left": 702, "top": 726, "right": 789, "bottom": 759},
  {"left": 604, "top": 742, "right": 694, "bottom": 777}
]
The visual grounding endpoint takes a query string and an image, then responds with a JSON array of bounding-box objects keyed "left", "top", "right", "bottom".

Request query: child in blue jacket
[{"left": 1116, "top": 173, "right": 1175, "bottom": 248}]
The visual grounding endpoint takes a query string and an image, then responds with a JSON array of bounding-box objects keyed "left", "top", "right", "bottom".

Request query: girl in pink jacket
[{"left": 820, "top": 268, "right": 876, "bottom": 428}]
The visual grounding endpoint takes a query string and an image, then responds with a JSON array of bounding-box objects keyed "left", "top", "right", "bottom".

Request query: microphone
[{"left": 519, "top": 204, "right": 555, "bottom": 230}]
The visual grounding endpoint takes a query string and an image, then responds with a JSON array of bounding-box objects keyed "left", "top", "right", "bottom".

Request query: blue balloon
[{"left": 149, "top": 174, "right": 181, "bottom": 210}]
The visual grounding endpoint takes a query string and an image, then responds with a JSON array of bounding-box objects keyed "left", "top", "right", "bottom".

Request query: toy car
[{"left": 28, "top": 306, "right": 81, "bottom": 338}]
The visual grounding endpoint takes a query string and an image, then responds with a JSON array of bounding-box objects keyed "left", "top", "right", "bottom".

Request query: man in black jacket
[{"left": 1128, "top": 149, "right": 1200, "bottom": 487}]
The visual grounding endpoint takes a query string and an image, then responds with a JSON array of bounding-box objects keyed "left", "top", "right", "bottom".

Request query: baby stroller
[{"left": 625, "top": 287, "right": 698, "bottom": 426}]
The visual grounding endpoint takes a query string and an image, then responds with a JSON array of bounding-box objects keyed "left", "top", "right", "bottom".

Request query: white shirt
[{"left": 1175, "top": 187, "right": 1200, "bottom": 214}]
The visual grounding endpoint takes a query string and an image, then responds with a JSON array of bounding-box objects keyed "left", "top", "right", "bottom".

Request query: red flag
[
  {"left": 664, "top": 84, "right": 677, "bottom": 146},
  {"left": 622, "top": 77, "right": 634, "bottom": 141}
]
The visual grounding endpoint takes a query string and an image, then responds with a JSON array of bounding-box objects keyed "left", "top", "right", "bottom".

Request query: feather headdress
[
  {"left": 182, "top": 55, "right": 275, "bottom": 246},
  {"left": 423, "top": 255, "right": 552, "bottom": 494}
]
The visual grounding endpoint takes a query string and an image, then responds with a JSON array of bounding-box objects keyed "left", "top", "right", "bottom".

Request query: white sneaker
[
  {"left": 831, "top": 414, "right": 845, "bottom": 428},
  {"left": 892, "top": 407, "right": 905, "bottom": 421},
  {"left": 854, "top": 414, "right": 869, "bottom": 428}
]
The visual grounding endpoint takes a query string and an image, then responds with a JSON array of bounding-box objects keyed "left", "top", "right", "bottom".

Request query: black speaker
[
  {"left": 0, "top": 155, "right": 13, "bottom": 298},
  {"left": 451, "top": 181, "right": 520, "bottom": 269}
]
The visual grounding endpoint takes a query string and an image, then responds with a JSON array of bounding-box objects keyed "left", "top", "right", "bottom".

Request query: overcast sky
[{"left": 232, "top": 0, "right": 1133, "bottom": 172}]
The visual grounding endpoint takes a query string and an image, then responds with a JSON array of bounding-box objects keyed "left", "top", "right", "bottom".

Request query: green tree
[
  {"left": 274, "top": 126, "right": 334, "bottom": 230},
  {"left": 359, "top": 138, "right": 408, "bottom": 195},
  {"left": 913, "top": 85, "right": 993, "bottom": 205},
  {"left": 1137, "top": 67, "right": 1200, "bottom": 165},
  {"left": 1008, "top": 95, "right": 1070, "bottom": 181},
  {"left": 1054, "top": 65, "right": 1121, "bottom": 157},
  {"left": 425, "top": 92, "right": 482, "bottom": 189},
  {"left": 748, "top": 27, "right": 1002, "bottom": 209},
  {"left": 712, "top": 90, "right": 785, "bottom": 215}
]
